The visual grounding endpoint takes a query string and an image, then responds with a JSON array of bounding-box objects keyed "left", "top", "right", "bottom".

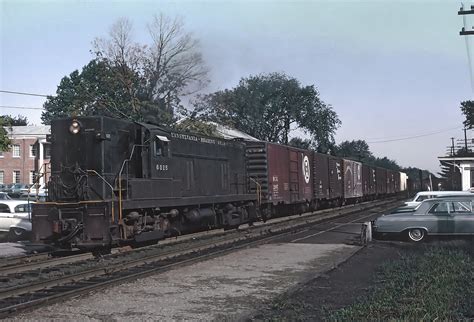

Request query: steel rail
[{"left": 0, "top": 253, "right": 93, "bottom": 276}]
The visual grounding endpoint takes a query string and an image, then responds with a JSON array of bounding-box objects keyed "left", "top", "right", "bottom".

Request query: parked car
[
  {"left": 0, "top": 200, "right": 32, "bottom": 241},
  {"left": 373, "top": 197, "right": 474, "bottom": 242},
  {"left": 2, "top": 183, "right": 15, "bottom": 194},
  {"left": 20, "top": 183, "right": 48, "bottom": 199},
  {"left": 0, "top": 192, "right": 11, "bottom": 200},
  {"left": 8, "top": 183, "right": 30, "bottom": 198},
  {"left": 404, "top": 191, "right": 473, "bottom": 207}
]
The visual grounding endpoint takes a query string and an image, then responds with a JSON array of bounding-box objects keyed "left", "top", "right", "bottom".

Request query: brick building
[{"left": 0, "top": 126, "right": 51, "bottom": 185}]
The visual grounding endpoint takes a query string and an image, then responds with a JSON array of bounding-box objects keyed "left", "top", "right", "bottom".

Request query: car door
[
  {"left": 425, "top": 201, "right": 451, "bottom": 234},
  {"left": 0, "top": 203, "right": 13, "bottom": 232},
  {"left": 449, "top": 201, "right": 474, "bottom": 235}
]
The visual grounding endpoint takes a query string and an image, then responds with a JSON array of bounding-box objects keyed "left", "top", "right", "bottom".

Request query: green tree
[
  {"left": 0, "top": 119, "right": 11, "bottom": 151},
  {"left": 174, "top": 118, "right": 219, "bottom": 137},
  {"left": 43, "top": 14, "right": 208, "bottom": 126},
  {"left": 0, "top": 115, "right": 26, "bottom": 152},
  {"left": 371, "top": 157, "right": 400, "bottom": 170},
  {"left": 0, "top": 115, "right": 28, "bottom": 126},
  {"left": 42, "top": 59, "right": 141, "bottom": 124},
  {"left": 42, "top": 59, "right": 176, "bottom": 125},
  {"left": 288, "top": 137, "right": 313, "bottom": 150},
  {"left": 334, "top": 140, "right": 373, "bottom": 161},
  {"left": 460, "top": 100, "right": 474, "bottom": 128},
  {"left": 192, "top": 72, "right": 340, "bottom": 149},
  {"left": 92, "top": 15, "right": 208, "bottom": 125}
]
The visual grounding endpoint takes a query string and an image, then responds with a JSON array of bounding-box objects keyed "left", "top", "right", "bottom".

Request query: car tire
[
  {"left": 407, "top": 228, "right": 426, "bottom": 242},
  {"left": 8, "top": 228, "right": 27, "bottom": 242}
]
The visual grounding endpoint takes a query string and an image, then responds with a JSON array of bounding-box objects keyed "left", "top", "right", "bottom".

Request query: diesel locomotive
[{"left": 32, "top": 116, "right": 407, "bottom": 251}]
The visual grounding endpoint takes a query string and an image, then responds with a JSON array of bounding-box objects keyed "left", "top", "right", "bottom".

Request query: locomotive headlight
[{"left": 69, "top": 120, "right": 81, "bottom": 134}]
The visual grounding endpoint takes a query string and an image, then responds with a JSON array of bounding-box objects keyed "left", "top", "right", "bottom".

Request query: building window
[
  {"left": 30, "top": 144, "right": 37, "bottom": 158},
  {"left": 0, "top": 171, "right": 3, "bottom": 184},
  {"left": 44, "top": 145, "right": 51, "bottom": 159},
  {"left": 13, "top": 171, "right": 20, "bottom": 183},
  {"left": 29, "top": 171, "right": 36, "bottom": 184},
  {"left": 12, "top": 145, "right": 20, "bottom": 158}
]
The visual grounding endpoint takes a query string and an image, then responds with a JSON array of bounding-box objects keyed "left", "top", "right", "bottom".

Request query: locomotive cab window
[{"left": 155, "top": 135, "right": 170, "bottom": 157}]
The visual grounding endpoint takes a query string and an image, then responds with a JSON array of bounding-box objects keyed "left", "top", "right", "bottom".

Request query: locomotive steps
[{"left": 0, "top": 198, "right": 402, "bottom": 318}]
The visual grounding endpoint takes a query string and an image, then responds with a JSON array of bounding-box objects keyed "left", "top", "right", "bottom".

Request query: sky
[{"left": 1, "top": 0, "right": 473, "bottom": 174}]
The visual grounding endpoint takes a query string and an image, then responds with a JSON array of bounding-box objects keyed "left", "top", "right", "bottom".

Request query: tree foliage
[
  {"left": 460, "top": 100, "right": 474, "bottom": 129},
  {"left": 334, "top": 139, "right": 401, "bottom": 170},
  {"left": 288, "top": 137, "right": 313, "bottom": 150},
  {"left": 0, "top": 115, "right": 28, "bottom": 126},
  {"left": 43, "top": 14, "right": 208, "bottom": 126},
  {"left": 92, "top": 15, "right": 208, "bottom": 125},
  {"left": 0, "top": 115, "right": 27, "bottom": 152},
  {"left": 0, "top": 119, "right": 11, "bottom": 152},
  {"left": 192, "top": 72, "right": 340, "bottom": 149},
  {"left": 334, "top": 140, "right": 372, "bottom": 161},
  {"left": 42, "top": 59, "right": 142, "bottom": 124},
  {"left": 174, "top": 118, "right": 219, "bottom": 137}
]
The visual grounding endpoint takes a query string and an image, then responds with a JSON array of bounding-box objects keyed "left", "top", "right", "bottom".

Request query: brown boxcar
[
  {"left": 343, "top": 159, "right": 363, "bottom": 199},
  {"left": 328, "top": 155, "right": 344, "bottom": 200},
  {"left": 245, "top": 141, "right": 313, "bottom": 205},
  {"left": 394, "top": 171, "right": 401, "bottom": 192},
  {"left": 313, "top": 152, "right": 330, "bottom": 200},
  {"left": 386, "top": 169, "right": 397, "bottom": 194},
  {"left": 376, "top": 167, "right": 387, "bottom": 195},
  {"left": 362, "top": 164, "right": 377, "bottom": 198}
]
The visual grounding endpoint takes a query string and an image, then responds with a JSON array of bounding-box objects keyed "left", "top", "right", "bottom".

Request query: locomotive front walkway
[{"left": 14, "top": 211, "right": 378, "bottom": 320}]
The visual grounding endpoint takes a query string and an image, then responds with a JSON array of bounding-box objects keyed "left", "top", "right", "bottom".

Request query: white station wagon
[{"left": 0, "top": 200, "right": 32, "bottom": 241}]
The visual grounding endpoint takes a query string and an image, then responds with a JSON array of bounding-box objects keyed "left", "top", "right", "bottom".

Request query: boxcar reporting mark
[{"left": 303, "top": 155, "right": 310, "bottom": 184}]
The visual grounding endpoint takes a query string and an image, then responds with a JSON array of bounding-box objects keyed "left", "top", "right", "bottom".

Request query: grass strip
[{"left": 330, "top": 243, "right": 474, "bottom": 320}]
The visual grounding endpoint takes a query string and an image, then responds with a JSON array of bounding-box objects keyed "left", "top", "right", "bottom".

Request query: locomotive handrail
[
  {"left": 86, "top": 170, "right": 116, "bottom": 223},
  {"left": 116, "top": 143, "right": 147, "bottom": 229},
  {"left": 27, "top": 162, "right": 50, "bottom": 199},
  {"left": 26, "top": 162, "right": 50, "bottom": 221},
  {"left": 249, "top": 177, "right": 262, "bottom": 206}
]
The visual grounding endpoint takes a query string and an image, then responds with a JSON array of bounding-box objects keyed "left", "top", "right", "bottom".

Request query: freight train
[{"left": 32, "top": 116, "right": 407, "bottom": 251}]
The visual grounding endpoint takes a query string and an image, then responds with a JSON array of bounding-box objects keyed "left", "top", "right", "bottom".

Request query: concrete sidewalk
[{"left": 15, "top": 242, "right": 360, "bottom": 321}]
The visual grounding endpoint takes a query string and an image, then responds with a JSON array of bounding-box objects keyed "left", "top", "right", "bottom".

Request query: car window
[
  {"left": 429, "top": 202, "right": 451, "bottom": 214},
  {"left": 452, "top": 201, "right": 472, "bottom": 213},
  {"left": 416, "top": 195, "right": 431, "bottom": 202},
  {"left": 14, "top": 204, "right": 31, "bottom": 213},
  {"left": 0, "top": 203, "right": 11, "bottom": 213}
]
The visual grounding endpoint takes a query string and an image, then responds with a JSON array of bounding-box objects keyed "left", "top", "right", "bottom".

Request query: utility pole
[
  {"left": 464, "top": 128, "right": 468, "bottom": 152},
  {"left": 459, "top": 3, "right": 474, "bottom": 34},
  {"left": 459, "top": 3, "right": 474, "bottom": 92},
  {"left": 451, "top": 137, "right": 455, "bottom": 156}
]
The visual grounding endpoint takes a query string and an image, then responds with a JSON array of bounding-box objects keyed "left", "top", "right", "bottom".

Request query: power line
[
  {"left": 364, "top": 124, "right": 462, "bottom": 140},
  {"left": 367, "top": 126, "right": 462, "bottom": 144},
  {"left": 0, "top": 105, "right": 43, "bottom": 110},
  {"left": 0, "top": 90, "right": 52, "bottom": 98}
]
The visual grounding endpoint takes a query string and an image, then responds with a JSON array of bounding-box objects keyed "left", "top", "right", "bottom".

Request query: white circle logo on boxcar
[{"left": 302, "top": 155, "right": 310, "bottom": 184}]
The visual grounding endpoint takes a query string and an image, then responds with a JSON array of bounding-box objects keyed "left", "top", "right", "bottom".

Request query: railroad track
[
  {"left": 0, "top": 198, "right": 401, "bottom": 318},
  {"left": 0, "top": 253, "right": 93, "bottom": 276}
]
